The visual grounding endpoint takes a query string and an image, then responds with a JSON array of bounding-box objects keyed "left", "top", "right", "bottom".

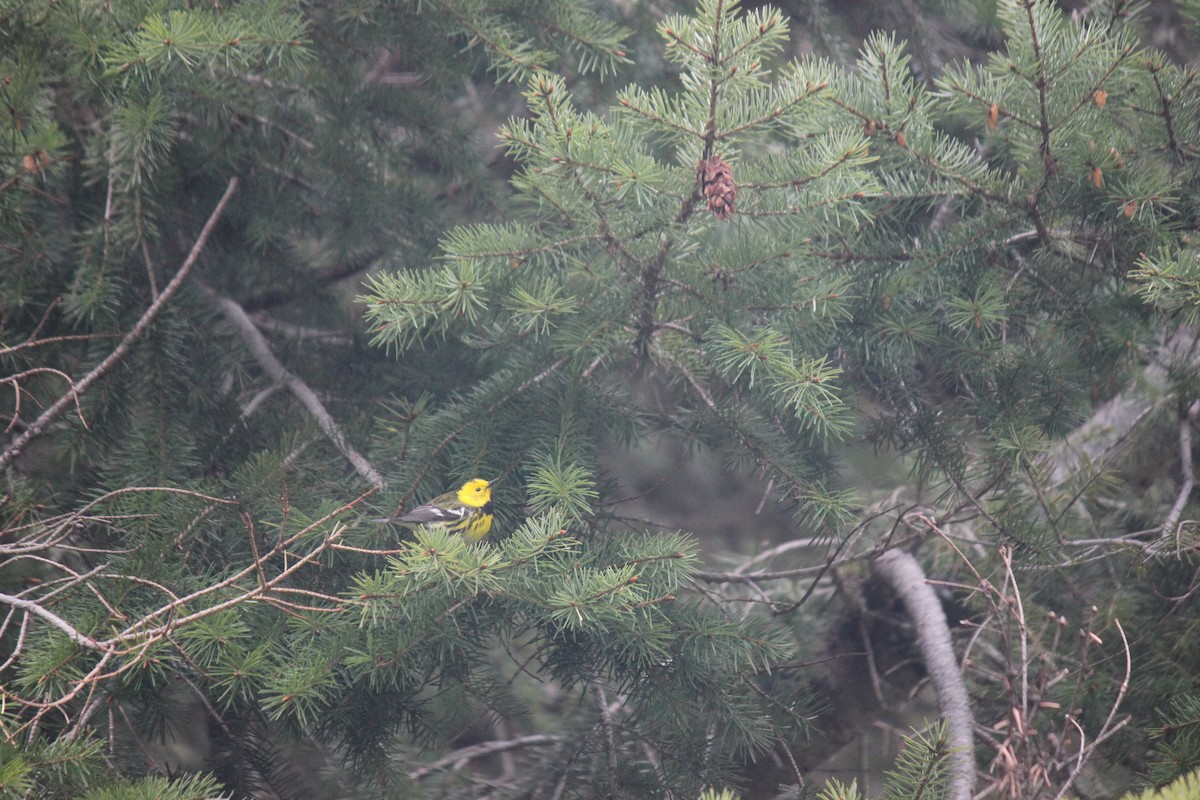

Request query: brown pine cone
[{"left": 699, "top": 156, "right": 737, "bottom": 220}]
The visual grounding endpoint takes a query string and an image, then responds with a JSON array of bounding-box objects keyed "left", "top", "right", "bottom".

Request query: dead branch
[
  {"left": 1161, "top": 401, "right": 1199, "bottom": 553},
  {"left": 0, "top": 487, "right": 376, "bottom": 735},
  {"left": 0, "top": 593, "right": 106, "bottom": 651},
  {"left": 200, "top": 285, "right": 385, "bottom": 488},
  {"left": 408, "top": 734, "right": 563, "bottom": 780},
  {"left": 1050, "top": 619, "right": 1131, "bottom": 800}
]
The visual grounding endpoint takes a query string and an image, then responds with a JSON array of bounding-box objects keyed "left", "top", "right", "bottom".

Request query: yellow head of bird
[{"left": 457, "top": 478, "right": 492, "bottom": 508}]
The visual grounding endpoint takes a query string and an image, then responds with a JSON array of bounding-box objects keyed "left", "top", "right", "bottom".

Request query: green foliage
[
  {"left": 881, "top": 723, "right": 954, "bottom": 800},
  {"left": 101, "top": 4, "right": 310, "bottom": 81},
  {"left": 364, "top": 0, "right": 880, "bottom": 534},
  {"left": 1148, "top": 695, "right": 1200, "bottom": 786},
  {"left": 82, "top": 774, "right": 229, "bottom": 800},
  {"left": 1122, "top": 769, "right": 1200, "bottom": 800},
  {"left": 0, "top": 734, "right": 109, "bottom": 800},
  {"left": 527, "top": 450, "right": 600, "bottom": 520},
  {"left": 815, "top": 779, "right": 865, "bottom": 800},
  {"left": 423, "top": 0, "right": 632, "bottom": 82},
  {"left": 1131, "top": 249, "right": 1200, "bottom": 321},
  {"left": 799, "top": 725, "right": 954, "bottom": 800},
  {"left": 699, "top": 789, "right": 742, "bottom": 800},
  {"left": 806, "top": 725, "right": 954, "bottom": 800}
]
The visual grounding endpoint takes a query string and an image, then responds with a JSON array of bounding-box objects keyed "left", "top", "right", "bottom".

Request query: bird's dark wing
[{"left": 395, "top": 503, "right": 468, "bottom": 525}]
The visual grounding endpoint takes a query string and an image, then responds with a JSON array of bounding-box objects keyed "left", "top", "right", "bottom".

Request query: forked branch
[{"left": 200, "top": 285, "right": 384, "bottom": 488}]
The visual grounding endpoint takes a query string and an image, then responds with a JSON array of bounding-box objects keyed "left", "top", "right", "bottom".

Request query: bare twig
[
  {"left": 1, "top": 367, "right": 85, "bottom": 434},
  {"left": 0, "top": 593, "right": 107, "bottom": 650},
  {"left": 408, "top": 734, "right": 563, "bottom": 780},
  {"left": 695, "top": 564, "right": 830, "bottom": 582},
  {"left": 0, "top": 332, "right": 120, "bottom": 359},
  {"left": 1161, "top": 400, "right": 1199, "bottom": 552},
  {"left": 999, "top": 548, "right": 1030, "bottom": 719},
  {"left": 1050, "top": 618, "right": 1131, "bottom": 800},
  {"left": 100, "top": 489, "right": 374, "bottom": 648},
  {"left": 0, "top": 488, "right": 376, "bottom": 733}
]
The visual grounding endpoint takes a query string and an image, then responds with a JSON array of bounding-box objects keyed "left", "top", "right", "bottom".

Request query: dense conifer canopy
[{"left": 2, "top": 1, "right": 1199, "bottom": 798}]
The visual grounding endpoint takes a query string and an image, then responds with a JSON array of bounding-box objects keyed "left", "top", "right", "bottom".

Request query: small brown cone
[{"left": 700, "top": 156, "right": 737, "bottom": 220}]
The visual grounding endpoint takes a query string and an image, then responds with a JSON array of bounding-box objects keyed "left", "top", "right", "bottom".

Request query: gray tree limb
[
  {"left": 201, "top": 286, "right": 385, "bottom": 488},
  {"left": 872, "top": 549, "right": 975, "bottom": 800}
]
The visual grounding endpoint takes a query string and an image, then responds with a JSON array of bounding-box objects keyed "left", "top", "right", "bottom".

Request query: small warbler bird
[{"left": 392, "top": 478, "right": 494, "bottom": 542}]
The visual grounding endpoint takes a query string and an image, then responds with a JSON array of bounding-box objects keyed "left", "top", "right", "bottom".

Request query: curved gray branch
[{"left": 873, "top": 549, "right": 975, "bottom": 800}]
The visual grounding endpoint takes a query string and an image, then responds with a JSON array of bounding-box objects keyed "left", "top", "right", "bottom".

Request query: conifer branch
[
  {"left": 742, "top": 146, "right": 858, "bottom": 191},
  {"left": 716, "top": 81, "right": 828, "bottom": 141},
  {"left": 1147, "top": 60, "right": 1186, "bottom": 161},
  {"left": 616, "top": 95, "right": 703, "bottom": 137},
  {"left": 1061, "top": 45, "right": 1134, "bottom": 121},
  {"left": 1020, "top": 0, "right": 1052, "bottom": 163},
  {"left": 933, "top": 79, "right": 1038, "bottom": 130},
  {"left": 0, "top": 176, "right": 239, "bottom": 474},
  {"left": 394, "top": 355, "right": 571, "bottom": 510},
  {"left": 695, "top": 404, "right": 818, "bottom": 515},
  {"left": 432, "top": 0, "right": 548, "bottom": 79},
  {"left": 202, "top": 286, "right": 385, "bottom": 488},
  {"left": 746, "top": 189, "right": 885, "bottom": 217},
  {"left": 701, "top": 0, "right": 726, "bottom": 160},
  {"left": 7, "top": 1, "right": 1196, "bottom": 793},
  {"left": 634, "top": 181, "right": 701, "bottom": 353}
]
